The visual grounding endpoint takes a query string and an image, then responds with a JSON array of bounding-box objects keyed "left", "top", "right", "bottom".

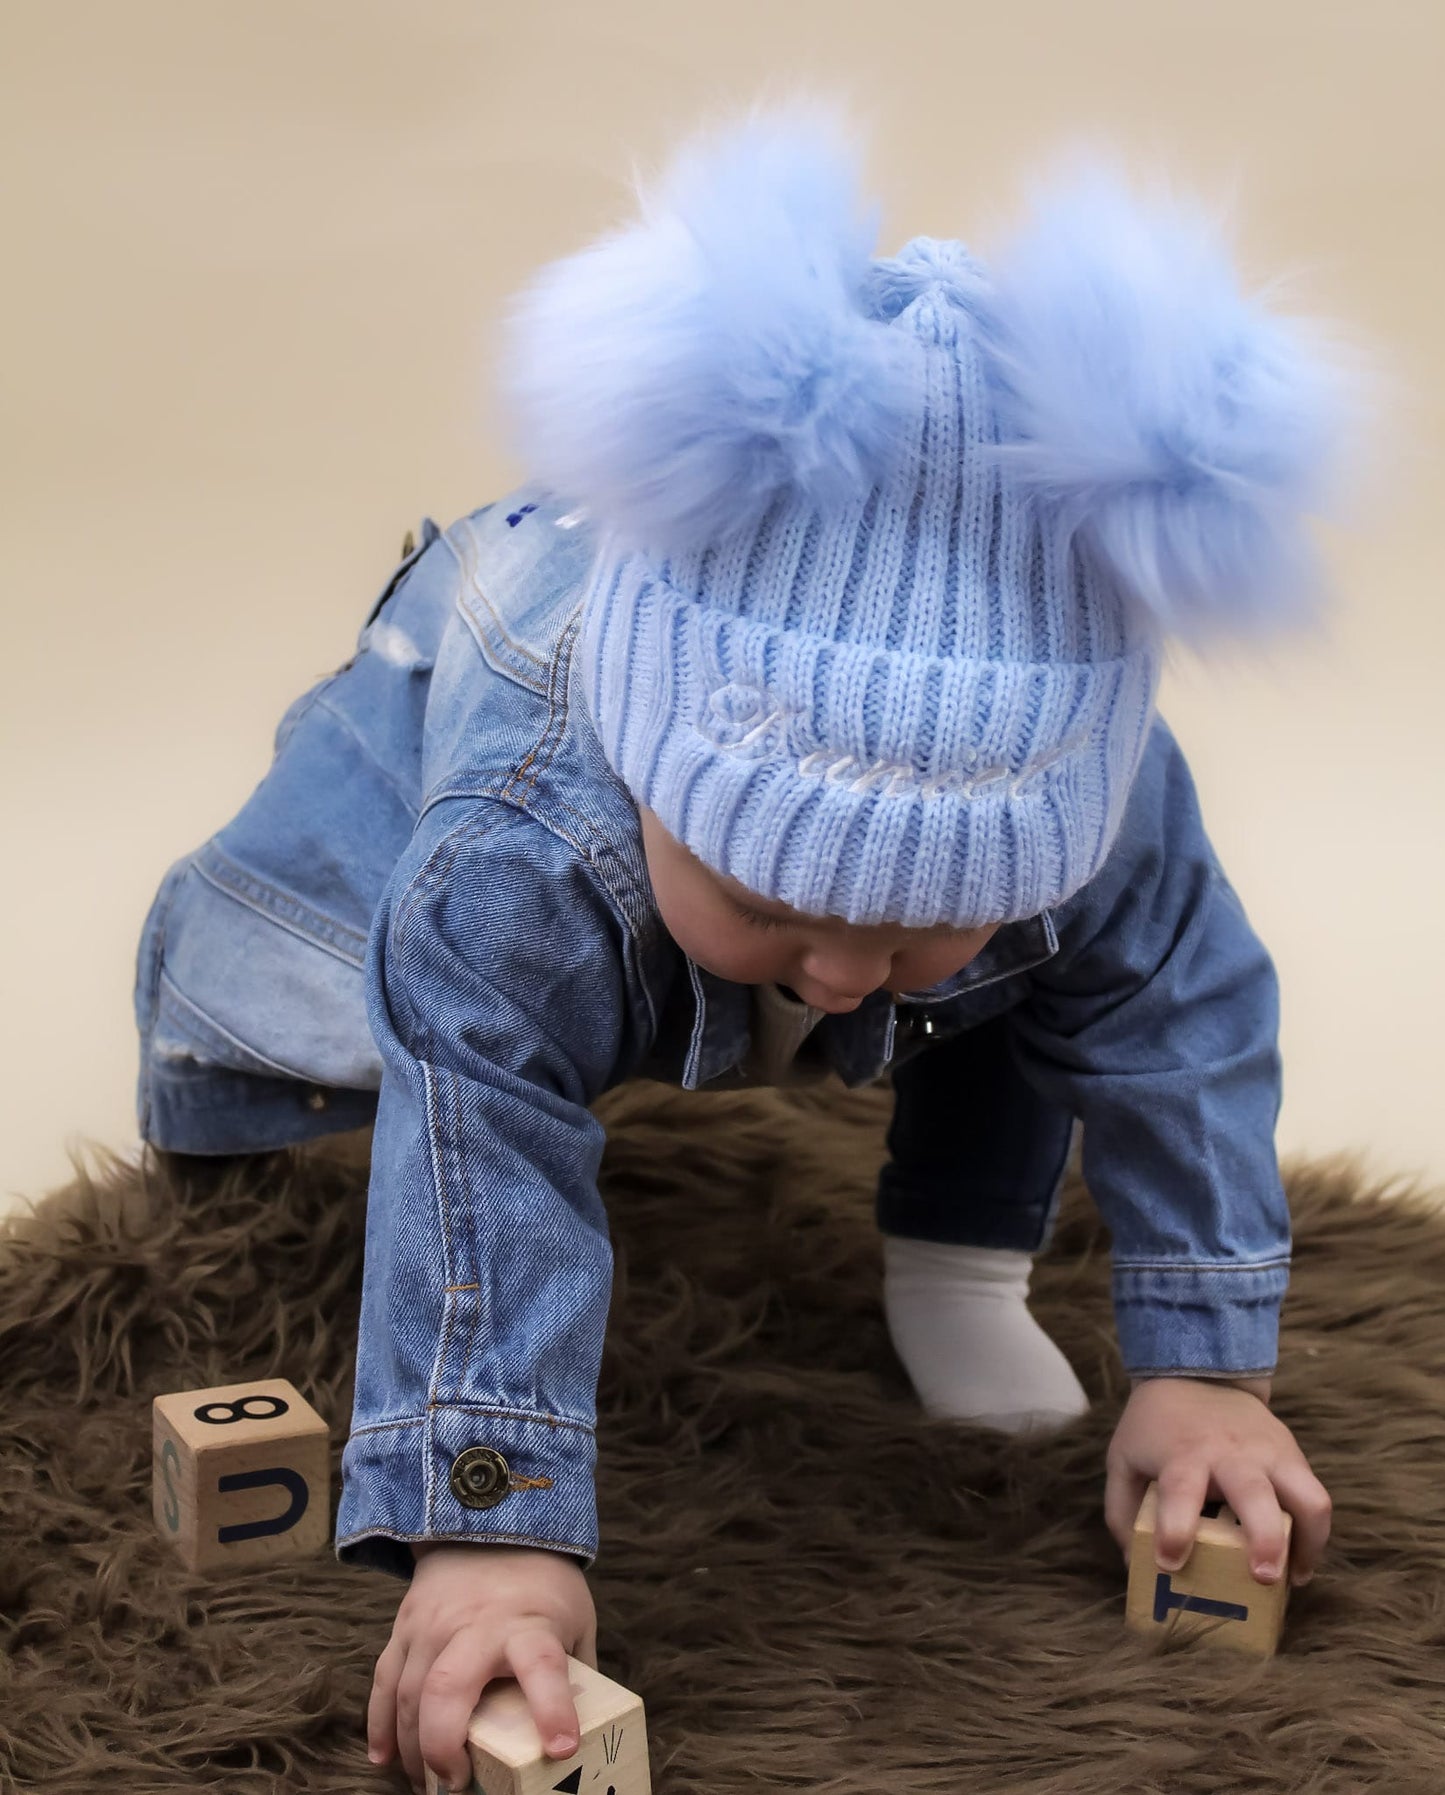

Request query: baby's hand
[
  {"left": 368, "top": 1541, "right": 598, "bottom": 1793},
  {"left": 1104, "top": 1376, "right": 1332, "bottom": 1590}
]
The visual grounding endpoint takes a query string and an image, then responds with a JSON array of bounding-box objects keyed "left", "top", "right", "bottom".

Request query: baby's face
[{"left": 637, "top": 804, "right": 999, "bottom": 1013}]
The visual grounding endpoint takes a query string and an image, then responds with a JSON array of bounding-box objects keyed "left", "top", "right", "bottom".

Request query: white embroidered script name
[{"left": 695, "top": 681, "right": 1083, "bottom": 802}]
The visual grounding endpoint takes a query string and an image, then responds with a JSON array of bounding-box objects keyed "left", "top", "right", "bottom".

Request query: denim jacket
[{"left": 133, "top": 490, "right": 1292, "bottom": 1575}]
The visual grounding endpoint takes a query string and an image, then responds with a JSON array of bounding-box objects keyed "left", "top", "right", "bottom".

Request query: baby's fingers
[
  {"left": 367, "top": 1635, "right": 405, "bottom": 1769},
  {"left": 1152, "top": 1463, "right": 1212, "bottom": 1570},
  {"left": 1103, "top": 1458, "right": 1150, "bottom": 1565},
  {"left": 1214, "top": 1465, "right": 1290, "bottom": 1584},
  {"left": 395, "top": 1641, "right": 443, "bottom": 1791},
  {"left": 507, "top": 1626, "right": 583, "bottom": 1761},
  {"left": 1270, "top": 1457, "right": 1333, "bottom": 1585},
  {"left": 418, "top": 1626, "right": 500, "bottom": 1793}
]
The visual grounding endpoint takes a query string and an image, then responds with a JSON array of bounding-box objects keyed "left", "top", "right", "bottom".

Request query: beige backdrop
[{"left": 3, "top": 0, "right": 1441, "bottom": 1213}]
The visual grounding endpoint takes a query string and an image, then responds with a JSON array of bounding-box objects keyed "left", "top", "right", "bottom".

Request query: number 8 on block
[{"left": 151, "top": 1378, "right": 330, "bottom": 1572}]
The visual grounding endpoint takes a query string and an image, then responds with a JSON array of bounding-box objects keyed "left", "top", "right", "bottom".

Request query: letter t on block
[
  {"left": 151, "top": 1377, "right": 330, "bottom": 1573},
  {"left": 424, "top": 1656, "right": 651, "bottom": 1795},
  {"left": 1126, "top": 1480, "right": 1291, "bottom": 1657}
]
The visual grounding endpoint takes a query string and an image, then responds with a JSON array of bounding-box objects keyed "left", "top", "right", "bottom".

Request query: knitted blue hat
[{"left": 499, "top": 102, "right": 1362, "bottom": 926}]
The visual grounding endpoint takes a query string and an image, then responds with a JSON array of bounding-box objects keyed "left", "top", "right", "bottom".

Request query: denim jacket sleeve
[
  {"left": 335, "top": 796, "right": 629, "bottom": 1577},
  {"left": 1006, "top": 715, "right": 1291, "bottom": 1381}
]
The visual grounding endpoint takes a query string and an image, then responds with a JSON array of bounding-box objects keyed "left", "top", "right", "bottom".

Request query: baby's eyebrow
[
  {"left": 732, "top": 896, "right": 808, "bottom": 924},
  {"left": 714, "top": 877, "right": 795, "bottom": 917},
  {"left": 714, "top": 865, "right": 984, "bottom": 937}
]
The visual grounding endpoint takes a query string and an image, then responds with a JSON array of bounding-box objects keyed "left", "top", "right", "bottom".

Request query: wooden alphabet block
[
  {"left": 151, "top": 1377, "right": 330, "bottom": 1573},
  {"left": 1126, "top": 1480, "right": 1291, "bottom": 1657},
  {"left": 423, "top": 1655, "right": 650, "bottom": 1795}
]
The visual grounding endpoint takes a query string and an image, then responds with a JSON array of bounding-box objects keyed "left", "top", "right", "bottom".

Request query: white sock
[{"left": 882, "top": 1235, "right": 1091, "bottom": 1434}]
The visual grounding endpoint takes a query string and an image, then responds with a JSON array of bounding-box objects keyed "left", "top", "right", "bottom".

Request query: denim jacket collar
[
  {"left": 894, "top": 910, "right": 1060, "bottom": 1003},
  {"left": 676, "top": 910, "right": 1059, "bottom": 1091}
]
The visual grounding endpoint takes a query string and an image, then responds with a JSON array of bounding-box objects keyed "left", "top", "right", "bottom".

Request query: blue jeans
[{"left": 876, "top": 1010, "right": 1076, "bottom": 1254}]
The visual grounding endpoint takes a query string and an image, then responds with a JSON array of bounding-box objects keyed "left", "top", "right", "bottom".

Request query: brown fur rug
[{"left": 3, "top": 1078, "right": 1445, "bottom": 1793}]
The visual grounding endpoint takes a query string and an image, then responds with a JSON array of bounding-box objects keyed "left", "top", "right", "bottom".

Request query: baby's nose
[{"left": 799, "top": 945, "right": 891, "bottom": 1001}]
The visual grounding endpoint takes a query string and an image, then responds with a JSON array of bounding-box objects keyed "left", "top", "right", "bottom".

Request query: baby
[{"left": 133, "top": 103, "right": 1364, "bottom": 1793}]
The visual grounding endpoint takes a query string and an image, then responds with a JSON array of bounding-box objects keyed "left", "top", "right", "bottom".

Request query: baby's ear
[
  {"left": 496, "top": 97, "right": 920, "bottom": 557},
  {"left": 977, "top": 151, "right": 1377, "bottom": 646}
]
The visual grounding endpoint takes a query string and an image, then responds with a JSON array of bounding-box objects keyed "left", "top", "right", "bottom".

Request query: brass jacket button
[{"left": 450, "top": 1445, "right": 512, "bottom": 1510}]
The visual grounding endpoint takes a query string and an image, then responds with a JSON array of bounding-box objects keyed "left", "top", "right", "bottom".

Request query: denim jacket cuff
[
  {"left": 335, "top": 1404, "right": 600, "bottom": 1579},
  {"left": 1110, "top": 1257, "right": 1289, "bottom": 1378}
]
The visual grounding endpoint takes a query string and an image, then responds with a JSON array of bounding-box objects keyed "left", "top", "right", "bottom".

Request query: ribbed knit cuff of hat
[{"left": 578, "top": 528, "right": 1157, "bottom": 929}]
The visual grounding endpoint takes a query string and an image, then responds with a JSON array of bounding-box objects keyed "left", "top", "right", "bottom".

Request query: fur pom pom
[
  {"left": 980, "top": 153, "right": 1364, "bottom": 641},
  {"left": 497, "top": 100, "right": 920, "bottom": 554}
]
